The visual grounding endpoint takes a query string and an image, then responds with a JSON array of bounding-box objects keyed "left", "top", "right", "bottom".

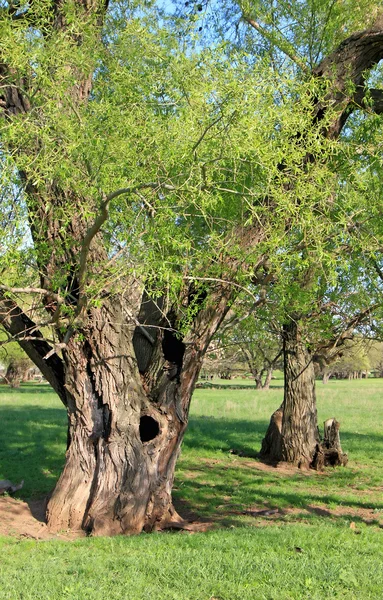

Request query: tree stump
[{"left": 312, "top": 418, "right": 348, "bottom": 469}]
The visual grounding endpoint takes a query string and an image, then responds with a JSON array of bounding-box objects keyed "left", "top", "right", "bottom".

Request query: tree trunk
[
  {"left": 253, "top": 367, "right": 273, "bottom": 390},
  {"left": 260, "top": 405, "right": 283, "bottom": 460},
  {"left": 46, "top": 288, "right": 231, "bottom": 536},
  {"left": 262, "top": 367, "right": 273, "bottom": 390},
  {"left": 322, "top": 371, "right": 331, "bottom": 384},
  {"left": 321, "top": 418, "right": 348, "bottom": 467},
  {"left": 4, "top": 360, "right": 30, "bottom": 388},
  {"left": 260, "top": 320, "right": 319, "bottom": 467},
  {"left": 254, "top": 371, "right": 263, "bottom": 390}
]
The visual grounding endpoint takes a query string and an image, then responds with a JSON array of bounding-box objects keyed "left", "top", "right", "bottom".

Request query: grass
[
  {"left": 0, "top": 378, "right": 383, "bottom": 599},
  {"left": 1, "top": 526, "right": 383, "bottom": 599}
]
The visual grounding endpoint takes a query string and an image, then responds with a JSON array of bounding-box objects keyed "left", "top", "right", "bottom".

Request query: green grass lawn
[{"left": 0, "top": 379, "right": 382, "bottom": 599}]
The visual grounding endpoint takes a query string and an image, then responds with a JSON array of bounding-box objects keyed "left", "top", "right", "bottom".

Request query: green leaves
[{"left": 1, "top": 0, "right": 383, "bottom": 339}]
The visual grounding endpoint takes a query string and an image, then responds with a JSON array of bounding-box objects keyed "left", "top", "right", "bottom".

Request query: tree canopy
[{"left": 1, "top": 0, "right": 383, "bottom": 534}]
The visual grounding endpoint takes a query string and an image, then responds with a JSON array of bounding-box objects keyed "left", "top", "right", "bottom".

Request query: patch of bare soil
[
  {"left": 0, "top": 495, "right": 212, "bottom": 540},
  {"left": 306, "top": 503, "right": 383, "bottom": 527},
  {"left": 0, "top": 496, "right": 84, "bottom": 540},
  {"left": 239, "top": 459, "right": 323, "bottom": 476},
  {"left": 199, "top": 456, "right": 325, "bottom": 477},
  {"left": 172, "top": 498, "right": 215, "bottom": 533}
]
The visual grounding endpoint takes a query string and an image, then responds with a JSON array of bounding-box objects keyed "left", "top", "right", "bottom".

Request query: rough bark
[
  {"left": 45, "top": 284, "right": 232, "bottom": 535},
  {"left": 280, "top": 320, "right": 320, "bottom": 467},
  {"left": 261, "top": 320, "right": 319, "bottom": 467},
  {"left": 260, "top": 405, "right": 283, "bottom": 461},
  {"left": 312, "top": 418, "right": 348, "bottom": 470},
  {"left": 313, "top": 20, "right": 383, "bottom": 139}
]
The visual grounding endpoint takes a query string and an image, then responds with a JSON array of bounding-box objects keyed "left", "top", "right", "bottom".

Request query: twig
[
  {"left": 0, "top": 285, "right": 63, "bottom": 304},
  {"left": 243, "top": 16, "right": 310, "bottom": 74}
]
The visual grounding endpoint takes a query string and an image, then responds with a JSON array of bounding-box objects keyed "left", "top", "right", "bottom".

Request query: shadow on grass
[
  {"left": 184, "top": 415, "right": 269, "bottom": 456},
  {"left": 184, "top": 414, "right": 383, "bottom": 458},
  {"left": 177, "top": 415, "right": 383, "bottom": 528},
  {"left": 0, "top": 404, "right": 67, "bottom": 499},
  {"left": 174, "top": 461, "right": 383, "bottom": 530},
  {"left": 1, "top": 402, "right": 383, "bottom": 531}
]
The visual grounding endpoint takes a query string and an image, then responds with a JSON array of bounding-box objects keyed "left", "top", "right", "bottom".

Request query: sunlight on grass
[{"left": 1, "top": 379, "right": 383, "bottom": 599}]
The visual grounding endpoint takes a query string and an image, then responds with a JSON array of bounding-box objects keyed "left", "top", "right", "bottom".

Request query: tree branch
[
  {"left": 318, "top": 304, "right": 380, "bottom": 359},
  {"left": 0, "top": 284, "right": 64, "bottom": 304},
  {"left": 313, "top": 14, "right": 383, "bottom": 138},
  {"left": 77, "top": 182, "right": 176, "bottom": 298},
  {"left": 353, "top": 88, "right": 383, "bottom": 114},
  {"left": 0, "top": 291, "right": 67, "bottom": 405},
  {"left": 242, "top": 16, "right": 310, "bottom": 74}
]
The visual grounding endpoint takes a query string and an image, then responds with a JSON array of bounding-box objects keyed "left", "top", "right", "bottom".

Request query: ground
[
  {"left": 1, "top": 456, "right": 381, "bottom": 540},
  {"left": 1, "top": 379, "right": 383, "bottom": 599}
]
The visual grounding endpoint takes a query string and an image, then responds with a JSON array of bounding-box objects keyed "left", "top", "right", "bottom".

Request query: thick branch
[
  {"left": 0, "top": 292, "right": 66, "bottom": 405},
  {"left": 314, "top": 15, "right": 383, "bottom": 138},
  {"left": 353, "top": 87, "right": 383, "bottom": 114}
]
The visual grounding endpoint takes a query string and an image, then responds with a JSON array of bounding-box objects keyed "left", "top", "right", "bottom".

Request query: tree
[
  {"left": 174, "top": 0, "right": 383, "bottom": 467},
  {"left": 0, "top": 328, "right": 33, "bottom": 387},
  {"left": 0, "top": 0, "right": 287, "bottom": 534},
  {"left": 1, "top": 0, "right": 383, "bottom": 534},
  {"left": 232, "top": 2, "right": 383, "bottom": 468}
]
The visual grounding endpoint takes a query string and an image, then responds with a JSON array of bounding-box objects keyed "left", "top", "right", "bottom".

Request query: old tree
[
  {"left": 1, "top": 0, "right": 383, "bottom": 534},
  {"left": 227, "top": 0, "right": 383, "bottom": 467}
]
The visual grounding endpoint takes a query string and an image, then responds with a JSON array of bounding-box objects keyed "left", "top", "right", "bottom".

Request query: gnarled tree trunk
[
  {"left": 261, "top": 367, "right": 273, "bottom": 390},
  {"left": 254, "top": 367, "right": 273, "bottom": 390},
  {"left": 322, "top": 371, "right": 331, "bottom": 385},
  {"left": 45, "top": 288, "right": 231, "bottom": 536},
  {"left": 260, "top": 319, "right": 319, "bottom": 467}
]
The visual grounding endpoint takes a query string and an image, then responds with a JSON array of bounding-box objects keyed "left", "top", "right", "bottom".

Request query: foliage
[
  {"left": 1, "top": 0, "right": 382, "bottom": 330},
  {"left": 0, "top": 328, "right": 29, "bottom": 367}
]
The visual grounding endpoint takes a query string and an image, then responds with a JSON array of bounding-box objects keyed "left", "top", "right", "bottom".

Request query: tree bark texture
[
  {"left": 44, "top": 286, "right": 232, "bottom": 536},
  {"left": 280, "top": 320, "right": 319, "bottom": 467},
  {"left": 261, "top": 320, "right": 319, "bottom": 467}
]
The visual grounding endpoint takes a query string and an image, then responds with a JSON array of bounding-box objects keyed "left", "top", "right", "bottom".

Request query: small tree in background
[{"left": 0, "top": 329, "right": 33, "bottom": 388}]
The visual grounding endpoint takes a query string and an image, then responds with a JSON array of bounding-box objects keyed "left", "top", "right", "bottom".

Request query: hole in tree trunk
[{"left": 139, "top": 415, "right": 160, "bottom": 442}]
